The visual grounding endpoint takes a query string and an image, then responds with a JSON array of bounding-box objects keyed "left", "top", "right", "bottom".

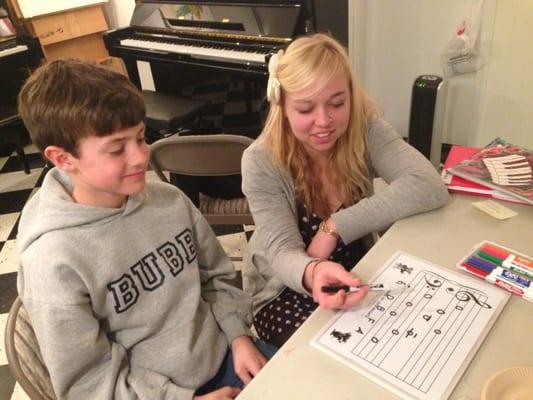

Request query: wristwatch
[{"left": 319, "top": 219, "right": 341, "bottom": 241}]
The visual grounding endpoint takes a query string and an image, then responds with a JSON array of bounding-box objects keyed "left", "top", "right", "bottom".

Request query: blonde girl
[{"left": 242, "top": 33, "right": 449, "bottom": 347}]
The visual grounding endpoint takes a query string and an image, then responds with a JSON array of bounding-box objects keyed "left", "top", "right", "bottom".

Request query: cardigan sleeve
[
  {"left": 241, "top": 144, "right": 314, "bottom": 293},
  {"left": 331, "top": 119, "right": 450, "bottom": 244}
]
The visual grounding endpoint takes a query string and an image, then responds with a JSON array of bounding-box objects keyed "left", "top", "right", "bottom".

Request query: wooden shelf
[
  {"left": 31, "top": 5, "right": 108, "bottom": 46},
  {"left": 7, "top": 2, "right": 123, "bottom": 74}
]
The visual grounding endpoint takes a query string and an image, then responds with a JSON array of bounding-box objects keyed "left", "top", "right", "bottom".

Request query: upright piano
[
  {"left": 103, "top": 1, "right": 316, "bottom": 193},
  {"left": 104, "top": 0, "right": 313, "bottom": 88}
]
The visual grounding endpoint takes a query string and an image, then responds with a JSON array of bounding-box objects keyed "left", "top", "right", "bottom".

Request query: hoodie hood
[{"left": 17, "top": 167, "right": 144, "bottom": 254}]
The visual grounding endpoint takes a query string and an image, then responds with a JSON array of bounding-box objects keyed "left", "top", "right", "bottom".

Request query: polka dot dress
[{"left": 253, "top": 202, "right": 366, "bottom": 347}]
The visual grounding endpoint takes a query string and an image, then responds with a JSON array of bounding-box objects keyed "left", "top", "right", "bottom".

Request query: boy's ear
[{"left": 43, "top": 146, "right": 77, "bottom": 171}]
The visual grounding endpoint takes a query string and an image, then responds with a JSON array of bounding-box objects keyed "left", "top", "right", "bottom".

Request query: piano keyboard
[
  {"left": 120, "top": 38, "right": 267, "bottom": 64},
  {"left": 0, "top": 44, "right": 28, "bottom": 58}
]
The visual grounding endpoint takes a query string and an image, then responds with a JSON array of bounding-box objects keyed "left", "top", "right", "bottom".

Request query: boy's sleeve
[
  {"left": 191, "top": 208, "right": 253, "bottom": 344},
  {"left": 23, "top": 294, "right": 195, "bottom": 399}
]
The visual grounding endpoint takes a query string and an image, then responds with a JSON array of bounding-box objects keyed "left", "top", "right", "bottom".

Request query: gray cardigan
[{"left": 241, "top": 118, "right": 450, "bottom": 314}]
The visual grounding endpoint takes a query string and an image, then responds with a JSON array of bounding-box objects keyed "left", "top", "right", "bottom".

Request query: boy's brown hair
[{"left": 18, "top": 58, "right": 145, "bottom": 157}]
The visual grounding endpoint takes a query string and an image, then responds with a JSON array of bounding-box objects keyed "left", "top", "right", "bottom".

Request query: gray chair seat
[{"left": 199, "top": 193, "right": 252, "bottom": 225}]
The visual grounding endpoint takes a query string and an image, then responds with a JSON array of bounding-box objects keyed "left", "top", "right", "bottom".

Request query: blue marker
[{"left": 466, "top": 256, "right": 533, "bottom": 299}]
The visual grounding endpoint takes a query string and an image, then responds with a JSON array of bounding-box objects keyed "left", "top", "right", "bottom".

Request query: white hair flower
[{"left": 267, "top": 49, "right": 284, "bottom": 104}]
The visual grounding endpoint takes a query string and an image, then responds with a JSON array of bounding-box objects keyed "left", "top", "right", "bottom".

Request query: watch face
[{"left": 320, "top": 219, "right": 339, "bottom": 239}]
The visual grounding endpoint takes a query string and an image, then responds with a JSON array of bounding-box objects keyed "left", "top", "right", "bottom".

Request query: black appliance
[{"left": 408, "top": 75, "right": 448, "bottom": 166}]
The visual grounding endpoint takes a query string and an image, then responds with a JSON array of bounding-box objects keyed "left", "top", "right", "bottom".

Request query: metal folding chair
[{"left": 150, "top": 134, "right": 254, "bottom": 226}]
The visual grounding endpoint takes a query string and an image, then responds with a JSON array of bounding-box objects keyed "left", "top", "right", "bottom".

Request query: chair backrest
[
  {"left": 150, "top": 134, "right": 254, "bottom": 225},
  {"left": 5, "top": 297, "right": 56, "bottom": 400}
]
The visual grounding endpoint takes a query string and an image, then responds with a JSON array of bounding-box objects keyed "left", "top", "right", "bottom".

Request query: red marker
[{"left": 481, "top": 243, "right": 533, "bottom": 272}]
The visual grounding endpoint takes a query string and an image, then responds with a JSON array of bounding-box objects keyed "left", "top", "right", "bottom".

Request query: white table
[{"left": 238, "top": 195, "right": 533, "bottom": 400}]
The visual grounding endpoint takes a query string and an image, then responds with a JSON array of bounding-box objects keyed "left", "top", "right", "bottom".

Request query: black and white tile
[
  {"left": 0, "top": 143, "right": 43, "bottom": 399},
  {"left": 182, "top": 76, "right": 265, "bottom": 138}
]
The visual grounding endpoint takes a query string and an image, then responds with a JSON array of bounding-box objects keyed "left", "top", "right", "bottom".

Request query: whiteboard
[
  {"left": 311, "top": 251, "right": 509, "bottom": 400},
  {"left": 17, "top": 0, "right": 108, "bottom": 18}
]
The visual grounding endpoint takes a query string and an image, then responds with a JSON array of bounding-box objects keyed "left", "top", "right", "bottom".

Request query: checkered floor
[{"left": 0, "top": 77, "right": 261, "bottom": 398}]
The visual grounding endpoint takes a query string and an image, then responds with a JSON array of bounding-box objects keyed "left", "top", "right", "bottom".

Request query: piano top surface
[{"left": 129, "top": 0, "right": 306, "bottom": 43}]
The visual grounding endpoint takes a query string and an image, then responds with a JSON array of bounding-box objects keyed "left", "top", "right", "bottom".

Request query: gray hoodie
[{"left": 17, "top": 168, "right": 252, "bottom": 399}]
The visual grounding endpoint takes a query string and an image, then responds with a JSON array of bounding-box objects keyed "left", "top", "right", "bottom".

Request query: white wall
[
  {"left": 16, "top": 0, "right": 108, "bottom": 18},
  {"left": 102, "top": 0, "right": 135, "bottom": 29},
  {"left": 350, "top": 0, "right": 533, "bottom": 149},
  {"left": 478, "top": 0, "right": 533, "bottom": 148}
]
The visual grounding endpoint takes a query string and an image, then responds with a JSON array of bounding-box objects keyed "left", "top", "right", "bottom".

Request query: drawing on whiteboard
[
  {"left": 311, "top": 252, "right": 509, "bottom": 400},
  {"left": 330, "top": 329, "right": 351, "bottom": 343}
]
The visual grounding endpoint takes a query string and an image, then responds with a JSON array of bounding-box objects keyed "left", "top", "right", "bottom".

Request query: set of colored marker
[{"left": 459, "top": 241, "right": 533, "bottom": 302}]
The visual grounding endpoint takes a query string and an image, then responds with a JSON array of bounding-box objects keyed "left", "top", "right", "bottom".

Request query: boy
[{"left": 16, "top": 59, "right": 275, "bottom": 400}]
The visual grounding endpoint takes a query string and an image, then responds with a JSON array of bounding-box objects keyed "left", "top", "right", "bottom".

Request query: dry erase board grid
[{"left": 311, "top": 252, "right": 509, "bottom": 400}]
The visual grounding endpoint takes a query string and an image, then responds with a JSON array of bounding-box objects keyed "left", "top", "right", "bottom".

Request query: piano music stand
[{"left": 0, "top": 109, "right": 31, "bottom": 174}]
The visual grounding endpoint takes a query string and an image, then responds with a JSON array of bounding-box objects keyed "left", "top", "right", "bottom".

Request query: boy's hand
[
  {"left": 194, "top": 386, "right": 241, "bottom": 400},
  {"left": 231, "top": 335, "right": 267, "bottom": 386}
]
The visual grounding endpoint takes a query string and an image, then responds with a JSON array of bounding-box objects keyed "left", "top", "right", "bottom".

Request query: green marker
[
  {"left": 478, "top": 250, "right": 533, "bottom": 279},
  {"left": 477, "top": 251, "right": 503, "bottom": 266}
]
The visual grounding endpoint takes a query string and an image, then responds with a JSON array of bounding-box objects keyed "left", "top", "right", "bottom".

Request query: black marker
[{"left": 321, "top": 283, "right": 388, "bottom": 293}]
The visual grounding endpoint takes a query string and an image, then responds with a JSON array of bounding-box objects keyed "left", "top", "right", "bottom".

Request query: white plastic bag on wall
[{"left": 441, "top": 0, "right": 484, "bottom": 76}]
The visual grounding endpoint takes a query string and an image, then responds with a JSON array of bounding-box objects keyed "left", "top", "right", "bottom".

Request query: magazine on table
[
  {"left": 441, "top": 145, "right": 529, "bottom": 205},
  {"left": 447, "top": 138, "right": 533, "bottom": 206}
]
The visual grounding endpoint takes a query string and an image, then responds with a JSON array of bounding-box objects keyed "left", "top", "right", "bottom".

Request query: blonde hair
[{"left": 263, "top": 33, "right": 376, "bottom": 218}]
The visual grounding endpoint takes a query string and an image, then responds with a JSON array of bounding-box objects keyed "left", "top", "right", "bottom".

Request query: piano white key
[
  {"left": 120, "top": 39, "right": 266, "bottom": 64},
  {"left": 0, "top": 45, "right": 28, "bottom": 58}
]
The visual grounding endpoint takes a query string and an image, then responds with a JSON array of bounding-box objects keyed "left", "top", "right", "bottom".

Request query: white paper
[
  {"left": 472, "top": 200, "right": 518, "bottom": 220},
  {"left": 136, "top": 60, "right": 155, "bottom": 91},
  {"left": 311, "top": 251, "right": 509, "bottom": 400}
]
